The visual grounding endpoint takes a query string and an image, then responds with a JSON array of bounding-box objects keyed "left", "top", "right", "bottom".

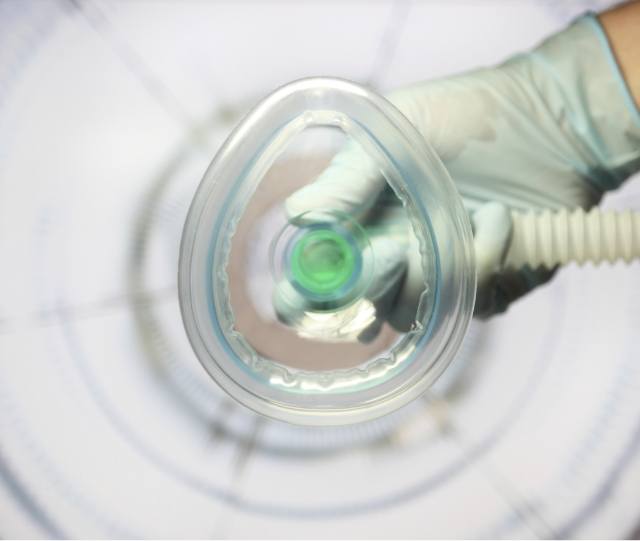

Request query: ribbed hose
[{"left": 504, "top": 208, "right": 640, "bottom": 269}]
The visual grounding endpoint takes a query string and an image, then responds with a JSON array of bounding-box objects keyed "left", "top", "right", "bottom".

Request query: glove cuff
[{"left": 506, "top": 13, "right": 640, "bottom": 192}]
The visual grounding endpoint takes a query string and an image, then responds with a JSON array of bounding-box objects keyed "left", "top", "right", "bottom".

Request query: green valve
[{"left": 290, "top": 229, "right": 357, "bottom": 295}]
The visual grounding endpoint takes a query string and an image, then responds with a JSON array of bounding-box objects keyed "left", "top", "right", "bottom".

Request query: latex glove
[{"left": 278, "top": 13, "right": 640, "bottom": 337}]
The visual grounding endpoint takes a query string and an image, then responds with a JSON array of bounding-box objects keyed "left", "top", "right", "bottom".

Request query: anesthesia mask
[{"left": 178, "top": 78, "right": 476, "bottom": 426}]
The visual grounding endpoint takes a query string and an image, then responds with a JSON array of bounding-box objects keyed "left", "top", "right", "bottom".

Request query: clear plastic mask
[{"left": 179, "top": 78, "right": 475, "bottom": 425}]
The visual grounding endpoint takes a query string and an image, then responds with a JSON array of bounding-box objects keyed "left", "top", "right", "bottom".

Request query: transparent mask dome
[{"left": 178, "top": 77, "right": 475, "bottom": 425}]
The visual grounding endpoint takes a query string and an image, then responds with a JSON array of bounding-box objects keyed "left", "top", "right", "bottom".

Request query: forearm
[{"left": 599, "top": 1, "right": 640, "bottom": 109}]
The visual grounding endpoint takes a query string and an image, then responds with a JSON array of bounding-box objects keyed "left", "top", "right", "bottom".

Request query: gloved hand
[{"left": 277, "top": 13, "right": 640, "bottom": 339}]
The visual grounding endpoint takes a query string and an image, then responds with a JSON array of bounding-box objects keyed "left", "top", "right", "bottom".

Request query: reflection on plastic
[{"left": 178, "top": 78, "right": 475, "bottom": 425}]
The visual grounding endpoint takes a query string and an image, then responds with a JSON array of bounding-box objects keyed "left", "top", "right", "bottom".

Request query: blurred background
[{"left": 1, "top": 0, "right": 640, "bottom": 538}]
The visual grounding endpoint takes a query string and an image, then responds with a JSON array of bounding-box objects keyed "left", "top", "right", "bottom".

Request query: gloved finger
[
  {"left": 285, "top": 139, "right": 388, "bottom": 221},
  {"left": 471, "top": 201, "right": 512, "bottom": 290},
  {"left": 470, "top": 201, "right": 555, "bottom": 318},
  {"left": 356, "top": 208, "right": 410, "bottom": 342},
  {"left": 471, "top": 201, "right": 512, "bottom": 317},
  {"left": 386, "top": 201, "right": 513, "bottom": 330},
  {"left": 387, "top": 231, "right": 424, "bottom": 332}
]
